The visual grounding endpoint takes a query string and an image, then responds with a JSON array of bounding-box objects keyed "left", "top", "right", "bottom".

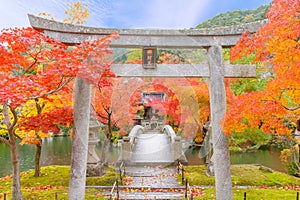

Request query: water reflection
[
  {"left": 184, "top": 146, "right": 286, "bottom": 173},
  {"left": 0, "top": 137, "right": 120, "bottom": 177},
  {"left": 229, "top": 147, "right": 286, "bottom": 172},
  {"left": 0, "top": 141, "right": 36, "bottom": 178},
  {"left": 41, "top": 137, "right": 72, "bottom": 166},
  {"left": 0, "top": 137, "right": 286, "bottom": 177}
]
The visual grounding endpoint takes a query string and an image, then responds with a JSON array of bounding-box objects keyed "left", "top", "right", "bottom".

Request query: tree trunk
[
  {"left": 101, "top": 111, "right": 112, "bottom": 166},
  {"left": 34, "top": 99, "right": 43, "bottom": 177},
  {"left": 208, "top": 46, "right": 232, "bottom": 200},
  {"left": 68, "top": 78, "right": 91, "bottom": 200},
  {"left": 34, "top": 139, "right": 42, "bottom": 177},
  {"left": 3, "top": 104, "right": 23, "bottom": 200},
  {"left": 10, "top": 136, "right": 23, "bottom": 200},
  {"left": 100, "top": 137, "right": 110, "bottom": 165}
]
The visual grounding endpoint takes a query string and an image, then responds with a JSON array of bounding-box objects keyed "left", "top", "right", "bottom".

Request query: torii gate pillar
[{"left": 208, "top": 45, "right": 231, "bottom": 199}]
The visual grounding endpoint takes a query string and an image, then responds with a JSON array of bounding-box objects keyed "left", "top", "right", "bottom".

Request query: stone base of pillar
[
  {"left": 205, "top": 162, "right": 215, "bottom": 176},
  {"left": 86, "top": 162, "right": 104, "bottom": 177}
]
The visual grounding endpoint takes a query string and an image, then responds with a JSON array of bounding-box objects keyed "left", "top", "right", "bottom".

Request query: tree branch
[
  {"left": 33, "top": 77, "right": 74, "bottom": 99},
  {"left": 3, "top": 104, "right": 12, "bottom": 129},
  {"left": 281, "top": 105, "right": 300, "bottom": 111},
  {"left": 95, "top": 111, "right": 109, "bottom": 121},
  {"left": 22, "top": 57, "right": 37, "bottom": 75},
  {"left": 0, "top": 136, "right": 11, "bottom": 147},
  {"left": 268, "top": 95, "right": 300, "bottom": 111},
  {"left": 9, "top": 106, "right": 18, "bottom": 130}
]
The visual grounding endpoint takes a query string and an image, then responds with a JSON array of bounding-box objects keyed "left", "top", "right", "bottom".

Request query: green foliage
[
  {"left": 224, "top": 47, "right": 269, "bottom": 96},
  {"left": 286, "top": 162, "right": 300, "bottom": 177},
  {"left": 229, "top": 128, "right": 272, "bottom": 151},
  {"left": 110, "top": 133, "right": 122, "bottom": 144},
  {"left": 196, "top": 4, "right": 270, "bottom": 28},
  {"left": 12, "top": 66, "right": 37, "bottom": 76},
  {"left": 57, "top": 124, "right": 72, "bottom": 135},
  {"left": 229, "top": 56, "right": 269, "bottom": 96},
  {"left": 112, "top": 48, "right": 142, "bottom": 64},
  {"left": 222, "top": 48, "right": 231, "bottom": 61},
  {"left": 0, "top": 133, "right": 9, "bottom": 140},
  {"left": 157, "top": 48, "right": 207, "bottom": 64},
  {"left": 113, "top": 48, "right": 207, "bottom": 64},
  {"left": 270, "top": 136, "right": 296, "bottom": 150},
  {"left": 227, "top": 50, "right": 269, "bottom": 96},
  {"left": 126, "top": 49, "right": 142, "bottom": 61},
  {"left": 230, "top": 76, "right": 269, "bottom": 95}
]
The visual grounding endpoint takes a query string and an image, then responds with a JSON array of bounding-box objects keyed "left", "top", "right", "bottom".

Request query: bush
[{"left": 230, "top": 128, "right": 272, "bottom": 151}]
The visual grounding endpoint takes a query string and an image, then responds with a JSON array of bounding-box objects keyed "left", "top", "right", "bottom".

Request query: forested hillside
[
  {"left": 196, "top": 4, "right": 270, "bottom": 28},
  {"left": 113, "top": 4, "right": 271, "bottom": 64}
]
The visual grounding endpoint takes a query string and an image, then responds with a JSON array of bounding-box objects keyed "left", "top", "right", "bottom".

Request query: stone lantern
[{"left": 86, "top": 112, "right": 103, "bottom": 176}]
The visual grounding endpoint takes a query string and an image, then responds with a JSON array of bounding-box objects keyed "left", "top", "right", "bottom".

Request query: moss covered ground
[
  {"left": 181, "top": 165, "right": 300, "bottom": 186},
  {"left": 0, "top": 165, "right": 117, "bottom": 200},
  {"left": 0, "top": 165, "right": 299, "bottom": 199},
  {"left": 182, "top": 165, "right": 300, "bottom": 199}
]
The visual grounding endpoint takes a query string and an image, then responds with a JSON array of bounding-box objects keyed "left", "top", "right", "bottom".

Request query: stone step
[
  {"left": 121, "top": 166, "right": 179, "bottom": 188},
  {"left": 124, "top": 161, "right": 175, "bottom": 167},
  {"left": 108, "top": 191, "right": 185, "bottom": 200}
]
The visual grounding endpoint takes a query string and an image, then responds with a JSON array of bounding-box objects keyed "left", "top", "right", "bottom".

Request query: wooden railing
[
  {"left": 177, "top": 161, "right": 194, "bottom": 200},
  {"left": 109, "top": 179, "right": 119, "bottom": 200},
  {"left": 185, "top": 179, "right": 193, "bottom": 200},
  {"left": 119, "top": 161, "right": 126, "bottom": 184},
  {"left": 177, "top": 161, "right": 185, "bottom": 183}
]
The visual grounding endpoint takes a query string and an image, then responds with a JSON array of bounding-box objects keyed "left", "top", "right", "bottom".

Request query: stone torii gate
[{"left": 28, "top": 14, "right": 265, "bottom": 200}]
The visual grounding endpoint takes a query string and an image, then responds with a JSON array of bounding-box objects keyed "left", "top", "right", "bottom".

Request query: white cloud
[
  {"left": 0, "top": 0, "right": 68, "bottom": 30},
  {"left": 0, "top": 0, "right": 28, "bottom": 29},
  {"left": 139, "top": 0, "right": 211, "bottom": 29},
  {"left": 0, "top": 0, "right": 118, "bottom": 29},
  {"left": 0, "top": 0, "right": 271, "bottom": 30}
]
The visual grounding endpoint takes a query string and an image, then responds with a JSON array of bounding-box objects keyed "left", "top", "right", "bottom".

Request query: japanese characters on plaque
[{"left": 142, "top": 47, "right": 157, "bottom": 69}]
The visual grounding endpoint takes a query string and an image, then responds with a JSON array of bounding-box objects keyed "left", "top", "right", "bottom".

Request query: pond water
[{"left": 0, "top": 137, "right": 286, "bottom": 177}]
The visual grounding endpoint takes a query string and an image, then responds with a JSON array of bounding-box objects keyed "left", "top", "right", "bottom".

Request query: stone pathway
[
  {"left": 118, "top": 166, "right": 184, "bottom": 199},
  {"left": 124, "top": 166, "right": 179, "bottom": 188},
  {"left": 117, "top": 192, "right": 185, "bottom": 199},
  {"left": 113, "top": 132, "right": 187, "bottom": 199}
]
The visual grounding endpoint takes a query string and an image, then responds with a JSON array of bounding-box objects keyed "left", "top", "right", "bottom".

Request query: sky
[{"left": 0, "top": 0, "right": 272, "bottom": 30}]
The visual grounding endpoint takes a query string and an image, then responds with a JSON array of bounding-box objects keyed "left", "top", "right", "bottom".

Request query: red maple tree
[
  {"left": 0, "top": 26, "right": 118, "bottom": 199},
  {"left": 225, "top": 0, "right": 299, "bottom": 137}
]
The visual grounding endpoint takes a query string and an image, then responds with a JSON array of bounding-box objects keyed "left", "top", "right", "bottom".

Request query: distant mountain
[{"left": 196, "top": 4, "right": 270, "bottom": 28}]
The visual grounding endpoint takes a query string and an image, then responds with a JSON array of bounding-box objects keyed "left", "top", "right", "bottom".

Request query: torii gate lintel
[{"left": 28, "top": 14, "right": 262, "bottom": 78}]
